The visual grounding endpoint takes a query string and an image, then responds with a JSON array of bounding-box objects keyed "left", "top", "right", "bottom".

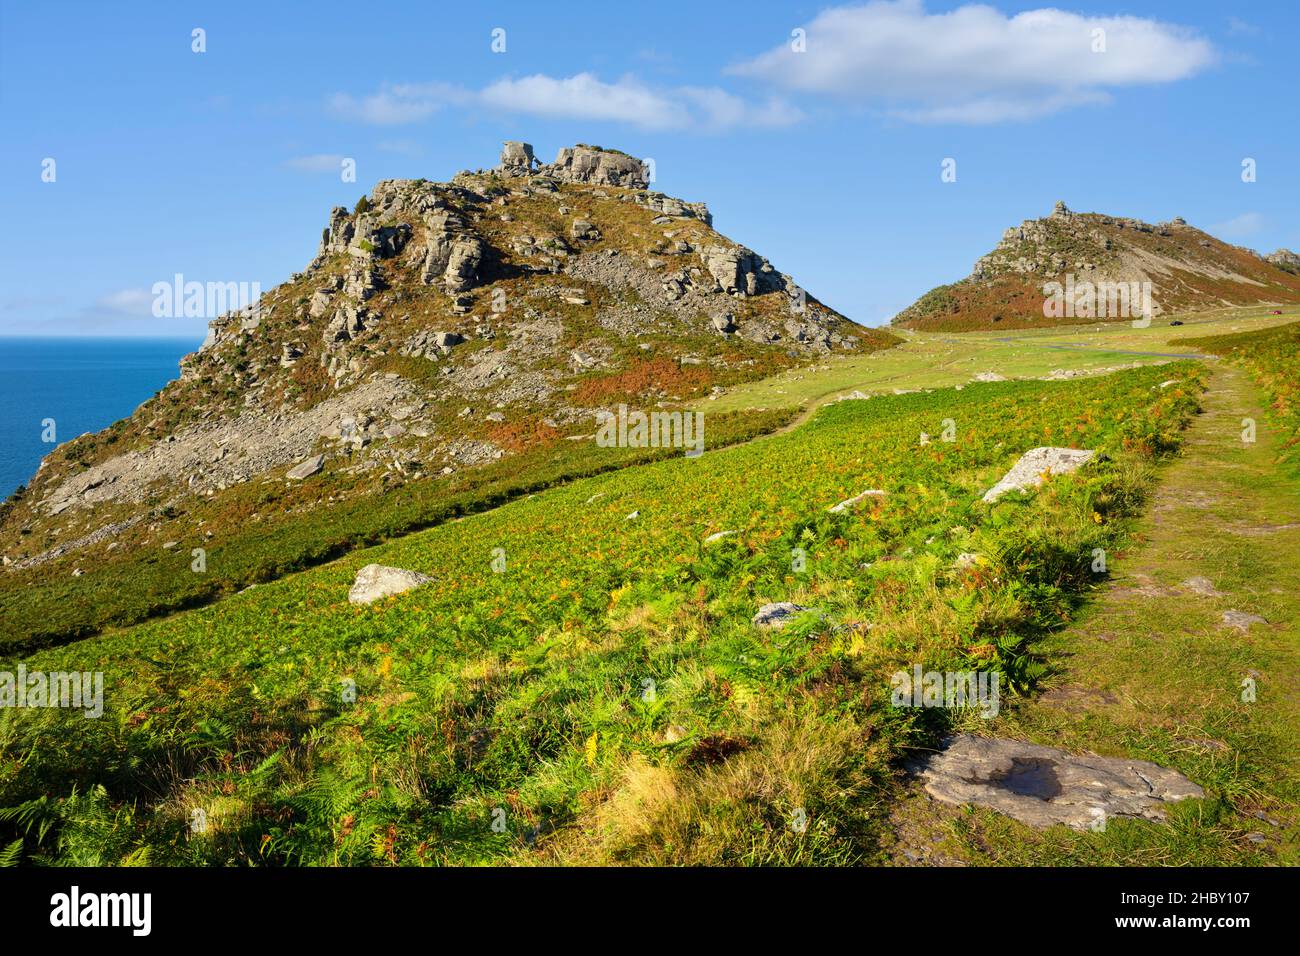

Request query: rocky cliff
[
  {"left": 1, "top": 142, "right": 897, "bottom": 580},
  {"left": 893, "top": 201, "right": 1300, "bottom": 331}
]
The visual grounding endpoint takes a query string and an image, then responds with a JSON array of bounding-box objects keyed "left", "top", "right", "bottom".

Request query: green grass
[
  {"left": 1183, "top": 320, "right": 1300, "bottom": 477},
  {"left": 0, "top": 408, "right": 791, "bottom": 653},
  {"left": 886, "top": 364, "right": 1300, "bottom": 865},
  {"left": 0, "top": 364, "right": 1202, "bottom": 865}
]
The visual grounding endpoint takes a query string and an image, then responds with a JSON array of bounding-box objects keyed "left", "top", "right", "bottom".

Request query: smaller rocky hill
[{"left": 894, "top": 202, "right": 1300, "bottom": 331}]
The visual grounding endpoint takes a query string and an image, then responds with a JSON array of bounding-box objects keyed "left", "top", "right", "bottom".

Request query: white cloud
[
  {"left": 329, "top": 82, "right": 469, "bottom": 125},
  {"left": 480, "top": 73, "right": 683, "bottom": 129},
  {"left": 728, "top": 0, "right": 1216, "bottom": 124},
  {"left": 97, "top": 288, "right": 155, "bottom": 316},
  {"left": 331, "top": 73, "right": 800, "bottom": 132},
  {"left": 283, "top": 153, "right": 348, "bottom": 173},
  {"left": 1209, "top": 212, "right": 1265, "bottom": 238}
]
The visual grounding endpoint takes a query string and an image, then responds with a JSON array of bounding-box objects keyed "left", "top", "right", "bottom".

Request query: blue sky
[{"left": 1, "top": 0, "right": 1296, "bottom": 337}]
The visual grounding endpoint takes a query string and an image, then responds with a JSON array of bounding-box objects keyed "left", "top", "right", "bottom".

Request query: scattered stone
[
  {"left": 625, "top": 510, "right": 639, "bottom": 521},
  {"left": 973, "top": 371, "right": 1006, "bottom": 382},
  {"left": 982, "top": 447, "right": 1096, "bottom": 503},
  {"left": 828, "top": 490, "right": 887, "bottom": 514},
  {"left": 664, "top": 725, "right": 688, "bottom": 744},
  {"left": 1222, "top": 610, "right": 1267, "bottom": 631},
  {"left": 915, "top": 735, "right": 1203, "bottom": 830},
  {"left": 347, "top": 564, "right": 432, "bottom": 605},
  {"left": 286, "top": 454, "right": 325, "bottom": 480},
  {"left": 953, "top": 552, "right": 981, "bottom": 571},
  {"left": 752, "top": 602, "right": 808, "bottom": 630},
  {"left": 1181, "top": 576, "right": 1225, "bottom": 598},
  {"left": 704, "top": 530, "right": 737, "bottom": 544}
]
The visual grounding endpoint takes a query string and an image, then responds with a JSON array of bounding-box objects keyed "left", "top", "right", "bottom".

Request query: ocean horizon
[{"left": 0, "top": 336, "right": 202, "bottom": 501}]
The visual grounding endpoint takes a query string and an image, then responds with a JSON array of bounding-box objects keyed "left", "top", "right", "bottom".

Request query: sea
[{"left": 0, "top": 337, "right": 202, "bottom": 501}]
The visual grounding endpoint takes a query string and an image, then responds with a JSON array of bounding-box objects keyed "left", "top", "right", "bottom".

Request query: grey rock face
[
  {"left": 286, "top": 454, "right": 324, "bottom": 480},
  {"left": 982, "top": 447, "right": 1096, "bottom": 503},
  {"left": 547, "top": 145, "right": 648, "bottom": 188},
  {"left": 499, "top": 141, "right": 535, "bottom": 173},
  {"left": 752, "top": 602, "right": 809, "bottom": 629},
  {"left": 699, "top": 243, "right": 787, "bottom": 297},
  {"left": 443, "top": 236, "right": 487, "bottom": 293},
  {"left": 1266, "top": 248, "right": 1300, "bottom": 270},
  {"left": 915, "top": 735, "right": 1203, "bottom": 830},
  {"left": 347, "top": 563, "right": 432, "bottom": 605}
]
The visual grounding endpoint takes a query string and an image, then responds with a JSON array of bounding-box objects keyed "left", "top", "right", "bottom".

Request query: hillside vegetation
[
  {"left": 0, "top": 142, "right": 897, "bottom": 645},
  {"left": 0, "top": 365, "right": 1201, "bottom": 865},
  {"left": 1183, "top": 320, "right": 1300, "bottom": 476}
]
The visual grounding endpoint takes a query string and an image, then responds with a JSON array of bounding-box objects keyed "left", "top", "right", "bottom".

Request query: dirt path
[{"left": 886, "top": 364, "right": 1300, "bottom": 865}]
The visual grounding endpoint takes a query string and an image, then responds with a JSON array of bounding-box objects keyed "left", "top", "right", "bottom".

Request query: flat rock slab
[
  {"left": 915, "top": 735, "right": 1203, "bottom": 830},
  {"left": 286, "top": 454, "right": 325, "bottom": 480},
  {"left": 982, "top": 447, "right": 1096, "bottom": 503},
  {"left": 348, "top": 563, "right": 432, "bottom": 605}
]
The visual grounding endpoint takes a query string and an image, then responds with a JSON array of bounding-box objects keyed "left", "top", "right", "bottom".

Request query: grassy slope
[
  {"left": 0, "top": 364, "right": 1200, "bottom": 865},
  {"left": 888, "top": 363, "right": 1299, "bottom": 865},
  {"left": 0, "top": 408, "right": 791, "bottom": 653}
]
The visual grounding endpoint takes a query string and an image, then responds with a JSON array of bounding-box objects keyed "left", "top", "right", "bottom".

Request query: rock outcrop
[
  {"left": 982, "top": 447, "right": 1096, "bottom": 503},
  {"left": 348, "top": 564, "right": 432, "bottom": 605},
  {"left": 543, "top": 144, "right": 648, "bottom": 188},
  {"left": 5, "top": 139, "right": 899, "bottom": 581},
  {"left": 915, "top": 734, "right": 1204, "bottom": 830}
]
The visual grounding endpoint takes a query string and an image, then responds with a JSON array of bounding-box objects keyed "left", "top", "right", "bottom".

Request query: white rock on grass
[
  {"left": 752, "top": 602, "right": 808, "bottom": 629},
  {"left": 982, "top": 447, "right": 1096, "bottom": 503},
  {"left": 704, "top": 530, "right": 737, "bottom": 544},
  {"left": 827, "top": 490, "right": 887, "bottom": 514},
  {"left": 348, "top": 564, "right": 432, "bottom": 605}
]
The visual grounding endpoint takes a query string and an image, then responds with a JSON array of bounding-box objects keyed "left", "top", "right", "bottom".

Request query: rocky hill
[
  {"left": 0, "top": 142, "right": 897, "bottom": 632},
  {"left": 893, "top": 202, "right": 1300, "bottom": 331}
]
